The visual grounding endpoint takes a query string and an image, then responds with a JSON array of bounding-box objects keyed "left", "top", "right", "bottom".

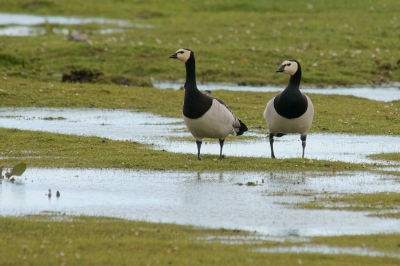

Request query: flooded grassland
[
  {"left": 1, "top": 75, "right": 400, "bottom": 266},
  {"left": 1, "top": 1, "right": 400, "bottom": 263}
]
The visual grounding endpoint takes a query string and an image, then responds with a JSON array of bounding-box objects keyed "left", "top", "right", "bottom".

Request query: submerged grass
[
  {"left": 368, "top": 152, "right": 400, "bottom": 162},
  {"left": 371, "top": 212, "right": 400, "bottom": 219},
  {"left": 1, "top": 215, "right": 400, "bottom": 266},
  {"left": 308, "top": 233, "right": 400, "bottom": 257},
  {"left": 296, "top": 192, "right": 400, "bottom": 213}
]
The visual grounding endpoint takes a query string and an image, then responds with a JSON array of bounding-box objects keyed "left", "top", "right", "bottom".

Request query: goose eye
[
  {"left": 179, "top": 51, "right": 184, "bottom": 54},
  {"left": 286, "top": 63, "right": 291, "bottom": 66}
]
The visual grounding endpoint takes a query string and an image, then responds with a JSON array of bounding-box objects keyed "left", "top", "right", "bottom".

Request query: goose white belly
[
  {"left": 183, "top": 99, "right": 235, "bottom": 141},
  {"left": 264, "top": 95, "right": 314, "bottom": 135}
]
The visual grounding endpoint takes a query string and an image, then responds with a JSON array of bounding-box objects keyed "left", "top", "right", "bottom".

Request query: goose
[
  {"left": 263, "top": 60, "right": 314, "bottom": 158},
  {"left": 169, "top": 48, "right": 248, "bottom": 160}
]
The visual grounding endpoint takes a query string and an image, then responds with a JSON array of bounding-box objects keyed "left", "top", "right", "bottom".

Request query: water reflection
[
  {"left": 165, "top": 133, "right": 400, "bottom": 164},
  {"left": 1, "top": 168, "right": 400, "bottom": 237}
]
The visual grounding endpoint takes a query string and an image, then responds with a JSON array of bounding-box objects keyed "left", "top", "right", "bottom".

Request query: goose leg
[
  {"left": 301, "top": 134, "right": 307, "bottom": 158},
  {"left": 218, "top": 139, "right": 225, "bottom": 159},
  {"left": 269, "top": 133, "right": 276, "bottom": 159},
  {"left": 196, "top": 140, "right": 202, "bottom": 160}
]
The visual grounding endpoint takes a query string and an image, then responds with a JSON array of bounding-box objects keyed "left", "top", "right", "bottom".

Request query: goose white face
[
  {"left": 277, "top": 60, "right": 298, "bottom": 76},
  {"left": 171, "top": 48, "right": 191, "bottom": 63}
]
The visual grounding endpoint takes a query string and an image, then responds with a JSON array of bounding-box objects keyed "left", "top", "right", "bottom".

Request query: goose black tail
[{"left": 236, "top": 119, "right": 248, "bottom": 136}]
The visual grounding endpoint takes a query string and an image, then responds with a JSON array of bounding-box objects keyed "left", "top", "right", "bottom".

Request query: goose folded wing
[{"left": 213, "top": 97, "right": 247, "bottom": 134}]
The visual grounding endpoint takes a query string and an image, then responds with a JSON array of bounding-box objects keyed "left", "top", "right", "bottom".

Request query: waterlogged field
[
  {"left": 1, "top": 215, "right": 400, "bottom": 266},
  {"left": 1, "top": 0, "right": 400, "bottom": 265},
  {"left": 0, "top": 80, "right": 399, "bottom": 136}
]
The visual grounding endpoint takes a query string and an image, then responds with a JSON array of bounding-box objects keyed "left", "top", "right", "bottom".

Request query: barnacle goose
[
  {"left": 169, "top": 48, "right": 248, "bottom": 160},
  {"left": 264, "top": 60, "right": 314, "bottom": 158}
]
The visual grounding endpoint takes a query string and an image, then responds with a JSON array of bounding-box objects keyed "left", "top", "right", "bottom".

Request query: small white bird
[
  {"left": 264, "top": 60, "right": 314, "bottom": 158},
  {"left": 169, "top": 48, "right": 248, "bottom": 160}
]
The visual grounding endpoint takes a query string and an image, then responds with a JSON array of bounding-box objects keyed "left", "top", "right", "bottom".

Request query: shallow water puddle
[
  {"left": 256, "top": 245, "right": 400, "bottom": 259},
  {"left": 154, "top": 81, "right": 400, "bottom": 102},
  {"left": 1, "top": 168, "right": 400, "bottom": 237},
  {"left": 166, "top": 133, "right": 400, "bottom": 164},
  {"left": 0, "top": 107, "right": 183, "bottom": 143},
  {"left": 0, "top": 13, "right": 147, "bottom": 36},
  {"left": 1, "top": 107, "right": 399, "bottom": 164},
  {"left": 201, "top": 235, "right": 400, "bottom": 258},
  {"left": 0, "top": 13, "right": 132, "bottom": 26}
]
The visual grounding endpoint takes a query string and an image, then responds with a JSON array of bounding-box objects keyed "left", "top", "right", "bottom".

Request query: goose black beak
[
  {"left": 276, "top": 65, "right": 285, "bottom": 73},
  {"left": 169, "top": 53, "right": 178, "bottom": 59}
]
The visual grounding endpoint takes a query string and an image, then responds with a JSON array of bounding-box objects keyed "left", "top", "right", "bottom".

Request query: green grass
[
  {"left": 0, "top": 0, "right": 400, "bottom": 86},
  {"left": 1, "top": 215, "right": 400, "bottom": 266}
]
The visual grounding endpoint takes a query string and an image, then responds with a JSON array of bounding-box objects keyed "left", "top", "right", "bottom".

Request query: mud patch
[
  {"left": 62, "top": 68, "right": 103, "bottom": 83},
  {"left": 61, "top": 68, "right": 152, "bottom": 86}
]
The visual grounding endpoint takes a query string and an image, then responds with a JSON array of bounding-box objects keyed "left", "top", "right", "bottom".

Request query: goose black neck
[
  {"left": 288, "top": 64, "right": 302, "bottom": 89},
  {"left": 274, "top": 63, "right": 307, "bottom": 119},
  {"left": 182, "top": 52, "right": 213, "bottom": 119},
  {"left": 184, "top": 56, "right": 196, "bottom": 88}
]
